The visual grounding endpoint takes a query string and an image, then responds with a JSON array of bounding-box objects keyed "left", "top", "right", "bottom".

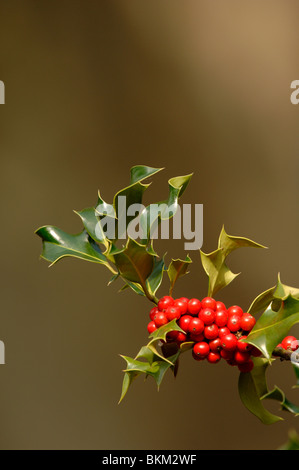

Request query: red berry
[
  {"left": 209, "top": 337, "right": 222, "bottom": 353},
  {"left": 237, "top": 336, "right": 252, "bottom": 353},
  {"left": 207, "top": 352, "right": 221, "bottom": 363},
  {"left": 158, "top": 296, "right": 174, "bottom": 311},
  {"left": 178, "top": 314, "right": 193, "bottom": 333},
  {"left": 189, "top": 317, "right": 205, "bottom": 335},
  {"left": 165, "top": 306, "right": 181, "bottom": 321},
  {"left": 220, "top": 349, "right": 234, "bottom": 361},
  {"left": 240, "top": 314, "right": 256, "bottom": 331},
  {"left": 149, "top": 306, "right": 159, "bottom": 321},
  {"left": 154, "top": 312, "right": 168, "bottom": 328},
  {"left": 179, "top": 297, "right": 189, "bottom": 303},
  {"left": 215, "top": 309, "right": 228, "bottom": 327},
  {"left": 221, "top": 333, "right": 238, "bottom": 351},
  {"left": 238, "top": 359, "right": 254, "bottom": 373},
  {"left": 201, "top": 297, "right": 216, "bottom": 310},
  {"left": 204, "top": 324, "right": 219, "bottom": 340},
  {"left": 281, "top": 336, "right": 298, "bottom": 351},
  {"left": 218, "top": 327, "right": 230, "bottom": 338},
  {"left": 147, "top": 321, "right": 157, "bottom": 334},
  {"left": 192, "top": 350, "right": 204, "bottom": 361},
  {"left": 216, "top": 301, "right": 226, "bottom": 311},
  {"left": 234, "top": 350, "right": 251, "bottom": 365},
  {"left": 227, "top": 305, "right": 243, "bottom": 318},
  {"left": 187, "top": 298, "right": 202, "bottom": 315},
  {"left": 227, "top": 314, "right": 241, "bottom": 333},
  {"left": 189, "top": 332, "right": 204, "bottom": 342},
  {"left": 176, "top": 332, "right": 187, "bottom": 343},
  {"left": 199, "top": 308, "right": 215, "bottom": 325},
  {"left": 173, "top": 298, "right": 188, "bottom": 315},
  {"left": 193, "top": 341, "right": 210, "bottom": 358}
]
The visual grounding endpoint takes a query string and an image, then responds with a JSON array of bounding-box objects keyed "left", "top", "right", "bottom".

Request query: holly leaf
[
  {"left": 238, "top": 358, "right": 282, "bottom": 424},
  {"left": 119, "top": 280, "right": 145, "bottom": 296},
  {"left": 35, "top": 226, "right": 114, "bottom": 271},
  {"left": 248, "top": 286, "right": 276, "bottom": 316},
  {"left": 262, "top": 386, "right": 299, "bottom": 416},
  {"left": 74, "top": 207, "right": 110, "bottom": 250},
  {"left": 200, "top": 227, "right": 266, "bottom": 298},
  {"left": 246, "top": 295, "right": 299, "bottom": 360},
  {"left": 75, "top": 191, "right": 116, "bottom": 250},
  {"left": 139, "top": 173, "right": 193, "bottom": 244},
  {"left": 274, "top": 274, "right": 299, "bottom": 300},
  {"left": 148, "top": 319, "right": 185, "bottom": 343},
  {"left": 107, "top": 273, "right": 120, "bottom": 286},
  {"left": 113, "top": 166, "right": 164, "bottom": 240},
  {"left": 249, "top": 274, "right": 299, "bottom": 315},
  {"left": 167, "top": 255, "right": 192, "bottom": 296},
  {"left": 108, "top": 238, "right": 156, "bottom": 283},
  {"left": 130, "top": 165, "right": 164, "bottom": 184},
  {"left": 145, "top": 255, "right": 166, "bottom": 298},
  {"left": 119, "top": 320, "right": 185, "bottom": 402}
]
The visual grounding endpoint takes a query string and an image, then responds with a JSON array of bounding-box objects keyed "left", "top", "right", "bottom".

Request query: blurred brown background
[{"left": 0, "top": 0, "right": 298, "bottom": 450}]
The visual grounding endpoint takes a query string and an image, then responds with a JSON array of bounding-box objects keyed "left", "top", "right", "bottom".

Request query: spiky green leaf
[
  {"left": 246, "top": 295, "right": 299, "bottom": 360},
  {"left": 168, "top": 256, "right": 192, "bottom": 296},
  {"left": 35, "top": 226, "right": 114, "bottom": 271},
  {"left": 262, "top": 386, "right": 299, "bottom": 415},
  {"left": 238, "top": 358, "right": 282, "bottom": 424},
  {"left": 139, "top": 173, "right": 193, "bottom": 244},
  {"left": 200, "top": 227, "right": 266, "bottom": 298},
  {"left": 119, "top": 320, "right": 186, "bottom": 402}
]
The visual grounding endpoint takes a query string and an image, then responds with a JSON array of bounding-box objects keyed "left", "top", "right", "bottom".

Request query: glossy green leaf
[
  {"left": 115, "top": 247, "right": 164, "bottom": 300},
  {"left": 113, "top": 166, "right": 164, "bottom": 240},
  {"left": 139, "top": 173, "right": 193, "bottom": 244},
  {"left": 167, "top": 256, "right": 192, "bottom": 296},
  {"left": 113, "top": 182, "right": 149, "bottom": 240},
  {"left": 262, "top": 386, "right": 299, "bottom": 415},
  {"left": 145, "top": 256, "right": 166, "bottom": 298},
  {"left": 108, "top": 237, "right": 156, "bottom": 284},
  {"left": 130, "top": 165, "right": 164, "bottom": 185},
  {"left": 107, "top": 273, "right": 119, "bottom": 286},
  {"left": 119, "top": 280, "right": 145, "bottom": 296},
  {"left": 274, "top": 274, "right": 299, "bottom": 300},
  {"left": 136, "top": 345, "right": 159, "bottom": 364},
  {"left": 246, "top": 295, "right": 299, "bottom": 360},
  {"left": 148, "top": 319, "right": 185, "bottom": 343},
  {"left": 248, "top": 286, "right": 276, "bottom": 316},
  {"left": 119, "top": 371, "right": 140, "bottom": 404},
  {"left": 74, "top": 207, "right": 111, "bottom": 251},
  {"left": 119, "top": 320, "right": 185, "bottom": 402},
  {"left": 249, "top": 274, "right": 299, "bottom": 315},
  {"left": 238, "top": 358, "right": 282, "bottom": 424},
  {"left": 200, "top": 227, "right": 266, "bottom": 298},
  {"left": 35, "top": 226, "right": 114, "bottom": 271},
  {"left": 75, "top": 191, "right": 117, "bottom": 250}
]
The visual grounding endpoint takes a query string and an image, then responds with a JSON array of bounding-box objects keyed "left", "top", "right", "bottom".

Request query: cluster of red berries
[
  {"left": 147, "top": 295, "right": 260, "bottom": 373},
  {"left": 277, "top": 336, "right": 299, "bottom": 351}
]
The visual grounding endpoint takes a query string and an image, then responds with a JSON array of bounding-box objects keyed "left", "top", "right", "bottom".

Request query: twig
[{"left": 272, "top": 347, "right": 299, "bottom": 363}]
